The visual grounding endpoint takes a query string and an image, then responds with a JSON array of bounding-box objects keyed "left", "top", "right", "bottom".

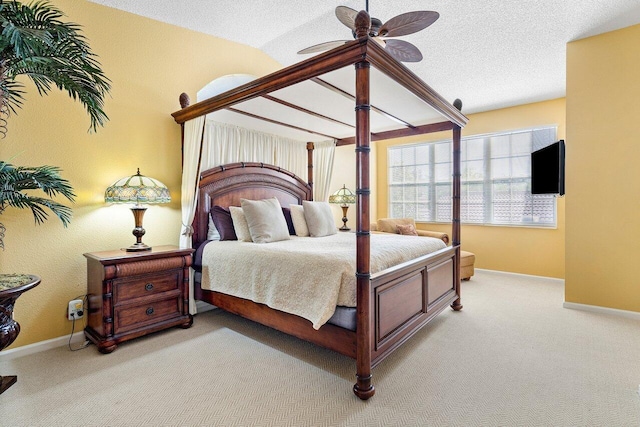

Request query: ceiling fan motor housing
[{"left": 370, "top": 17, "right": 383, "bottom": 36}]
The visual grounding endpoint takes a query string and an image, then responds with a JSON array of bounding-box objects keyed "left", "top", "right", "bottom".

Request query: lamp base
[
  {"left": 125, "top": 242, "right": 152, "bottom": 252},
  {"left": 126, "top": 206, "right": 152, "bottom": 252},
  {"left": 339, "top": 205, "right": 350, "bottom": 232}
]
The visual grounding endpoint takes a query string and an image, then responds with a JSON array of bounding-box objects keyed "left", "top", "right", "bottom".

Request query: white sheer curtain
[
  {"left": 201, "top": 122, "right": 336, "bottom": 199},
  {"left": 312, "top": 140, "right": 336, "bottom": 201},
  {"left": 179, "top": 116, "right": 205, "bottom": 314},
  {"left": 201, "top": 121, "right": 307, "bottom": 177}
]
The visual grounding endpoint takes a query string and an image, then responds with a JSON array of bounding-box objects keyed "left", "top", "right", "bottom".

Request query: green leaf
[
  {"left": 0, "top": 161, "right": 76, "bottom": 247},
  {"left": 0, "top": 0, "right": 111, "bottom": 133}
]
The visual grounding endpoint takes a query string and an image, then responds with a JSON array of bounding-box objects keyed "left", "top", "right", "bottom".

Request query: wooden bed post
[
  {"left": 179, "top": 93, "right": 190, "bottom": 162},
  {"left": 306, "top": 142, "right": 314, "bottom": 200},
  {"left": 353, "top": 9, "right": 375, "bottom": 401},
  {"left": 451, "top": 99, "right": 463, "bottom": 311}
]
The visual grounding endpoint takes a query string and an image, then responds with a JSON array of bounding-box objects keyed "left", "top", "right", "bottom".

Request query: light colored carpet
[{"left": 1, "top": 270, "right": 639, "bottom": 426}]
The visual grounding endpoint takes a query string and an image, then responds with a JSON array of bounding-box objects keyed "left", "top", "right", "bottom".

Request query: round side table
[{"left": 0, "top": 274, "right": 41, "bottom": 394}]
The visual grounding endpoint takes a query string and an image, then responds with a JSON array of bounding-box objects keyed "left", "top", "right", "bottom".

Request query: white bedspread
[{"left": 201, "top": 232, "right": 446, "bottom": 329}]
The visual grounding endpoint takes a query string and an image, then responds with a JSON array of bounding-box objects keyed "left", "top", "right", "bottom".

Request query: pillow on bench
[{"left": 397, "top": 223, "right": 418, "bottom": 236}]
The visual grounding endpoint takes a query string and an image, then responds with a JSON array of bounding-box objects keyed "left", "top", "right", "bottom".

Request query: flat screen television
[{"left": 531, "top": 139, "right": 565, "bottom": 195}]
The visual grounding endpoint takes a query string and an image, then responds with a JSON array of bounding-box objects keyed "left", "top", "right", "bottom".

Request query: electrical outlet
[{"left": 68, "top": 299, "right": 84, "bottom": 320}]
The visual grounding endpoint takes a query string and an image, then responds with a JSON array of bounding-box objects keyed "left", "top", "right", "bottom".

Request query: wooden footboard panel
[
  {"left": 370, "top": 246, "right": 458, "bottom": 367},
  {"left": 194, "top": 245, "right": 459, "bottom": 367}
]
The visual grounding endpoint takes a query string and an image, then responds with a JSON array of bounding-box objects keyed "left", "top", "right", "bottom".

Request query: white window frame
[{"left": 387, "top": 126, "right": 559, "bottom": 228}]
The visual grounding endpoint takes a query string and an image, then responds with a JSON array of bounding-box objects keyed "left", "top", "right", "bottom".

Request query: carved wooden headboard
[{"left": 193, "top": 162, "right": 312, "bottom": 248}]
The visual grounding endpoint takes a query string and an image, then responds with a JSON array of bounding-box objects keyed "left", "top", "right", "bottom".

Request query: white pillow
[
  {"left": 302, "top": 201, "right": 337, "bottom": 237},
  {"left": 207, "top": 214, "right": 221, "bottom": 241},
  {"left": 240, "top": 198, "right": 290, "bottom": 244},
  {"left": 229, "top": 206, "right": 252, "bottom": 242},
  {"left": 289, "top": 204, "right": 309, "bottom": 237}
]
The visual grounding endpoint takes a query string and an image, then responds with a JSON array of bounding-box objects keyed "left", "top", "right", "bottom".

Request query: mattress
[{"left": 195, "top": 232, "right": 446, "bottom": 329}]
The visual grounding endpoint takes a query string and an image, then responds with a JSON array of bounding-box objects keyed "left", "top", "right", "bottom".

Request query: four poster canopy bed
[{"left": 172, "top": 11, "right": 468, "bottom": 400}]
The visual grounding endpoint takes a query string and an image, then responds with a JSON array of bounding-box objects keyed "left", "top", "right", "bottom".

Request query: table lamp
[
  {"left": 104, "top": 168, "right": 171, "bottom": 251},
  {"left": 329, "top": 184, "right": 356, "bottom": 231}
]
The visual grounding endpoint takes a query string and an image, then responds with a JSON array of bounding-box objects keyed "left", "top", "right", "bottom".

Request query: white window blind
[{"left": 388, "top": 127, "right": 558, "bottom": 227}]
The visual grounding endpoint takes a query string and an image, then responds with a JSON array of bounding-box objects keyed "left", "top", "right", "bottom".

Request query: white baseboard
[
  {"left": 1, "top": 304, "right": 218, "bottom": 362},
  {"left": 476, "top": 269, "right": 639, "bottom": 320},
  {"left": 18, "top": 275, "right": 632, "bottom": 362},
  {"left": 563, "top": 302, "right": 640, "bottom": 321},
  {"left": 475, "top": 268, "right": 565, "bottom": 283},
  {"left": 0, "top": 332, "right": 86, "bottom": 362}
]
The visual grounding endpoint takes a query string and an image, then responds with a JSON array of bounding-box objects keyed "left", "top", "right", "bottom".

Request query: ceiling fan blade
[
  {"left": 380, "top": 11, "right": 439, "bottom": 37},
  {"left": 298, "top": 40, "right": 350, "bottom": 55},
  {"left": 335, "top": 6, "right": 358, "bottom": 31},
  {"left": 384, "top": 39, "right": 423, "bottom": 63}
]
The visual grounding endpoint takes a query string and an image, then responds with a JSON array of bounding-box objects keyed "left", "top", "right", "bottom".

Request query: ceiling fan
[{"left": 297, "top": 1, "right": 439, "bottom": 63}]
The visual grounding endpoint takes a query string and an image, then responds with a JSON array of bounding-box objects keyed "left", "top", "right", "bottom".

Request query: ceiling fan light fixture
[{"left": 372, "top": 37, "right": 386, "bottom": 47}]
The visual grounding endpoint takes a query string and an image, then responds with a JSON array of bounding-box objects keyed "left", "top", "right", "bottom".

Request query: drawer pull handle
[
  {"left": 146, "top": 307, "right": 154, "bottom": 316},
  {"left": 145, "top": 283, "right": 154, "bottom": 291}
]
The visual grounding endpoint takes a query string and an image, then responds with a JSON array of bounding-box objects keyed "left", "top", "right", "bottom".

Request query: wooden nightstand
[{"left": 84, "top": 245, "right": 194, "bottom": 353}]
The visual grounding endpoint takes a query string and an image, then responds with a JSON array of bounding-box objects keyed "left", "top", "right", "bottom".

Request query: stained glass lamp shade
[{"left": 105, "top": 168, "right": 170, "bottom": 251}]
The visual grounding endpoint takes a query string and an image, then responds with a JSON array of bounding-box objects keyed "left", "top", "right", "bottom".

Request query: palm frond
[
  {"left": 0, "top": 77, "right": 24, "bottom": 113},
  {"left": 0, "top": 161, "right": 75, "bottom": 228},
  {"left": 1, "top": 192, "right": 73, "bottom": 225},
  {"left": 0, "top": 0, "right": 111, "bottom": 132},
  {"left": 7, "top": 56, "right": 109, "bottom": 128},
  {"left": 0, "top": 162, "right": 75, "bottom": 199},
  {"left": 1, "top": 23, "right": 51, "bottom": 58}
]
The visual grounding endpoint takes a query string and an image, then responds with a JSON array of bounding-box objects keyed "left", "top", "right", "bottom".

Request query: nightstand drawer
[
  {"left": 114, "top": 297, "right": 181, "bottom": 334},
  {"left": 113, "top": 270, "right": 181, "bottom": 304}
]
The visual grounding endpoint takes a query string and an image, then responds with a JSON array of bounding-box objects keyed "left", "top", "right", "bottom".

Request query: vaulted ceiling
[{"left": 89, "top": 0, "right": 640, "bottom": 115}]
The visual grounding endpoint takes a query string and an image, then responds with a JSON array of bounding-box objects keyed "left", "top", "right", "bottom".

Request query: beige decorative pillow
[
  {"left": 289, "top": 204, "right": 309, "bottom": 237},
  {"left": 240, "top": 198, "right": 290, "bottom": 244},
  {"left": 302, "top": 201, "right": 337, "bottom": 237},
  {"left": 377, "top": 217, "right": 416, "bottom": 234},
  {"left": 397, "top": 223, "right": 418, "bottom": 236},
  {"left": 229, "top": 206, "right": 252, "bottom": 242}
]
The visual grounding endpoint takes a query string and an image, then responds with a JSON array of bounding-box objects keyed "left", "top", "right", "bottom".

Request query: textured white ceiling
[{"left": 89, "top": 0, "right": 640, "bottom": 115}]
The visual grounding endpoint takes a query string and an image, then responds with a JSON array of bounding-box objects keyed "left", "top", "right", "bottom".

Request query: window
[{"left": 388, "top": 127, "right": 558, "bottom": 227}]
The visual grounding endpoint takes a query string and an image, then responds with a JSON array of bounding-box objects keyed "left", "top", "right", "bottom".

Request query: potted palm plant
[
  {"left": 0, "top": 0, "right": 111, "bottom": 393},
  {"left": 0, "top": 0, "right": 110, "bottom": 246}
]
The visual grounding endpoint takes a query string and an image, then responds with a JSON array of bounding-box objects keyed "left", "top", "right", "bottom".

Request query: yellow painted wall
[
  {"left": 370, "top": 99, "right": 566, "bottom": 278},
  {"left": 0, "top": 0, "right": 281, "bottom": 348},
  {"left": 565, "top": 24, "right": 640, "bottom": 312}
]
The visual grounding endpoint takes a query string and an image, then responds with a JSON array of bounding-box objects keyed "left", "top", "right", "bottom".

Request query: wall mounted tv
[{"left": 531, "top": 139, "right": 565, "bottom": 196}]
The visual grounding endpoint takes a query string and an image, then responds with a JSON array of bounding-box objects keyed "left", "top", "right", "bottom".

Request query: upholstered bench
[
  {"left": 460, "top": 250, "right": 475, "bottom": 281},
  {"left": 372, "top": 218, "right": 476, "bottom": 280}
]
